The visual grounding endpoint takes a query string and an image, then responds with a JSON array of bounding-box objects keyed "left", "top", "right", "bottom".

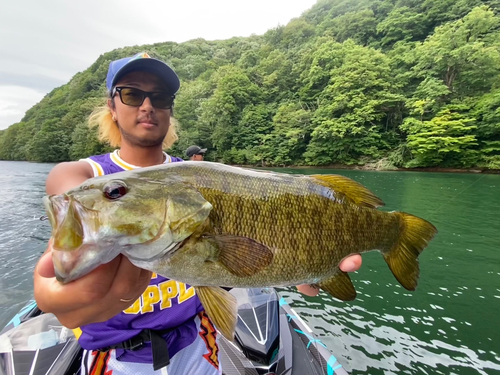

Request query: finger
[
  {"left": 296, "top": 284, "right": 320, "bottom": 296},
  {"left": 37, "top": 252, "right": 56, "bottom": 278},
  {"left": 137, "top": 268, "right": 153, "bottom": 288},
  {"left": 44, "top": 256, "right": 123, "bottom": 313},
  {"left": 339, "top": 254, "right": 362, "bottom": 273},
  {"left": 35, "top": 256, "right": 148, "bottom": 327},
  {"left": 91, "top": 257, "right": 151, "bottom": 320},
  {"left": 109, "top": 256, "right": 152, "bottom": 301}
]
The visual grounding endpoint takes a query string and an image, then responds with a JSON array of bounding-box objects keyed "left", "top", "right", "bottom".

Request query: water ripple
[
  {"left": 1, "top": 163, "right": 499, "bottom": 375},
  {"left": 0, "top": 161, "right": 54, "bottom": 328}
]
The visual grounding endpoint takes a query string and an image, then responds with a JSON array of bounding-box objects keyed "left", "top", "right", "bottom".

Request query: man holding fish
[{"left": 33, "top": 53, "right": 368, "bottom": 375}]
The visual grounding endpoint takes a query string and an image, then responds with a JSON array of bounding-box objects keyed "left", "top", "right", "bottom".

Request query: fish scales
[{"left": 128, "top": 164, "right": 402, "bottom": 287}]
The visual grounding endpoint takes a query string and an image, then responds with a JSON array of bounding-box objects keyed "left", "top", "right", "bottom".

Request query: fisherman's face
[
  {"left": 190, "top": 154, "right": 204, "bottom": 161},
  {"left": 109, "top": 71, "right": 171, "bottom": 148}
]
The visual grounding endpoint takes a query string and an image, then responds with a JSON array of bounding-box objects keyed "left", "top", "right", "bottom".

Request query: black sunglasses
[{"left": 112, "top": 87, "right": 175, "bottom": 109}]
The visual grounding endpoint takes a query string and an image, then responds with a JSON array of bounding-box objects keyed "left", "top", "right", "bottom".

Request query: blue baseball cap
[{"left": 106, "top": 52, "right": 180, "bottom": 94}]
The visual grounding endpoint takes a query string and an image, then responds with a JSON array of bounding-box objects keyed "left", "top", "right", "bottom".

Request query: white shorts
[{"left": 81, "top": 314, "right": 222, "bottom": 375}]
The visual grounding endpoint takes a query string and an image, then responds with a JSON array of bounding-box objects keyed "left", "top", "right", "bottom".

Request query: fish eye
[{"left": 103, "top": 181, "right": 128, "bottom": 200}]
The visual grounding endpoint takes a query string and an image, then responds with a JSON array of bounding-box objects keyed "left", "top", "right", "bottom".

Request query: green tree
[
  {"left": 402, "top": 107, "right": 477, "bottom": 167},
  {"left": 377, "top": 6, "right": 428, "bottom": 46},
  {"left": 197, "top": 66, "right": 261, "bottom": 160},
  {"left": 413, "top": 6, "right": 500, "bottom": 97},
  {"left": 472, "top": 90, "right": 500, "bottom": 168},
  {"left": 26, "top": 119, "right": 72, "bottom": 162},
  {"left": 303, "top": 40, "right": 404, "bottom": 165},
  {"left": 262, "top": 103, "right": 313, "bottom": 166},
  {"left": 0, "top": 123, "right": 23, "bottom": 160},
  {"left": 319, "top": 9, "right": 378, "bottom": 45},
  {"left": 1, "top": 0, "right": 498, "bottom": 170}
]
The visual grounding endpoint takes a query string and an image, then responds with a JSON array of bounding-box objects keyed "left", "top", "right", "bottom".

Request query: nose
[{"left": 140, "top": 96, "right": 155, "bottom": 113}]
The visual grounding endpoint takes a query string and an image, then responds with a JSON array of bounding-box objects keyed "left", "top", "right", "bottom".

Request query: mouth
[{"left": 137, "top": 118, "right": 158, "bottom": 127}]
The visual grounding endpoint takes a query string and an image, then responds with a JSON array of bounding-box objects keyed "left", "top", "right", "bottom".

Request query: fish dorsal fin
[{"left": 311, "top": 175, "right": 384, "bottom": 208}]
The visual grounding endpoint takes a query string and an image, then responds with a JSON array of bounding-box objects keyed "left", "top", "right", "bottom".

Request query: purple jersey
[{"left": 78, "top": 150, "right": 205, "bottom": 363}]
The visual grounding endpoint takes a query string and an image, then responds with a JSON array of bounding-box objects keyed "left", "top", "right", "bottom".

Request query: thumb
[{"left": 37, "top": 252, "right": 56, "bottom": 278}]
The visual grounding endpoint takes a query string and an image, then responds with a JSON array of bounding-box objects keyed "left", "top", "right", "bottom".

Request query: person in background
[{"left": 185, "top": 145, "right": 207, "bottom": 161}]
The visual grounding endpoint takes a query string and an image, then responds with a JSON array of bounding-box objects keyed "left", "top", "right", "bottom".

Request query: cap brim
[
  {"left": 111, "top": 59, "right": 180, "bottom": 94},
  {"left": 199, "top": 148, "right": 207, "bottom": 154}
]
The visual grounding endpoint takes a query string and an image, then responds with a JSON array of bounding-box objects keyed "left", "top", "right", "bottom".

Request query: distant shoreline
[
  {"left": 1, "top": 159, "right": 499, "bottom": 174},
  {"left": 232, "top": 163, "right": 500, "bottom": 175}
]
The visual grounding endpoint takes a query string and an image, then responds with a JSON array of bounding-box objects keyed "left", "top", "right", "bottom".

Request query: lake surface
[{"left": 0, "top": 160, "right": 499, "bottom": 374}]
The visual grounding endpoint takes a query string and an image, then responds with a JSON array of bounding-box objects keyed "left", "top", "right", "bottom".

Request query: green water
[
  {"left": 0, "top": 161, "right": 498, "bottom": 374},
  {"left": 277, "top": 168, "right": 500, "bottom": 374}
]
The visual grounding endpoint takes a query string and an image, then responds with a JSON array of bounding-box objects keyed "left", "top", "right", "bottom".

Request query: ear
[{"left": 108, "top": 98, "right": 117, "bottom": 122}]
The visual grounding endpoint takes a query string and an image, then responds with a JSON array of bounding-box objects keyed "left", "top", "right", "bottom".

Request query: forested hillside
[{"left": 1, "top": 0, "right": 500, "bottom": 169}]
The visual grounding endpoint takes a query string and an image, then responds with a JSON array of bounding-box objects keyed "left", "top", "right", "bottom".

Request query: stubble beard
[{"left": 119, "top": 125, "right": 166, "bottom": 148}]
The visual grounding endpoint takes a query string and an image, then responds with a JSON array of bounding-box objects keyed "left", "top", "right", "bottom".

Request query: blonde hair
[{"left": 88, "top": 105, "right": 178, "bottom": 149}]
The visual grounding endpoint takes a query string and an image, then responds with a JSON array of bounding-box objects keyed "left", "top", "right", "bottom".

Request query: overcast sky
[{"left": 0, "top": 0, "right": 318, "bottom": 130}]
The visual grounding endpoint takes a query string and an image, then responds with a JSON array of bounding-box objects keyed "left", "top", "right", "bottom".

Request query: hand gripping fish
[{"left": 43, "top": 162, "right": 437, "bottom": 340}]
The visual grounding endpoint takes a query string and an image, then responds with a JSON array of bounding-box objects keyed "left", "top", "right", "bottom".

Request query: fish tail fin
[
  {"left": 383, "top": 212, "right": 437, "bottom": 291},
  {"left": 195, "top": 286, "right": 237, "bottom": 341}
]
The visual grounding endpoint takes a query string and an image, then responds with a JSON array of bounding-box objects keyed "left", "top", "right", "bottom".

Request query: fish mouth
[
  {"left": 45, "top": 194, "right": 96, "bottom": 251},
  {"left": 124, "top": 239, "right": 183, "bottom": 262},
  {"left": 43, "top": 196, "right": 57, "bottom": 236},
  {"left": 161, "top": 236, "right": 189, "bottom": 258},
  {"left": 166, "top": 239, "right": 185, "bottom": 256},
  {"left": 122, "top": 228, "right": 190, "bottom": 264},
  {"left": 52, "top": 241, "right": 122, "bottom": 284},
  {"left": 44, "top": 194, "right": 115, "bottom": 283}
]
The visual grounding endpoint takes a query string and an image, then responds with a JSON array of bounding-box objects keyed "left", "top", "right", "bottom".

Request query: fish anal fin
[
  {"left": 204, "top": 234, "right": 273, "bottom": 277},
  {"left": 195, "top": 286, "right": 237, "bottom": 341},
  {"left": 311, "top": 174, "right": 384, "bottom": 208},
  {"left": 319, "top": 272, "right": 356, "bottom": 301}
]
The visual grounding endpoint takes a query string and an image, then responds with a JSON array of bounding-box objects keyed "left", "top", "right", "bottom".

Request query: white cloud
[
  {"left": 0, "top": 0, "right": 318, "bottom": 130},
  {"left": 0, "top": 86, "right": 45, "bottom": 129}
]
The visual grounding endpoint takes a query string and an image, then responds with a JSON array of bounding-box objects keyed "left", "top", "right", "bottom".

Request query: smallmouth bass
[{"left": 43, "top": 162, "right": 437, "bottom": 340}]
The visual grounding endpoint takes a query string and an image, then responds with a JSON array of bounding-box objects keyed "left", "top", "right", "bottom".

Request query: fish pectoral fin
[
  {"left": 195, "top": 286, "right": 237, "bottom": 341},
  {"left": 311, "top": 174, "right": 385, "bottom": 208},
  {"left": 319, "top": 272, "right": 356, "bottom": 301},
  {"left": 204, "top": 234, "right": 273, "bottom": 277}
]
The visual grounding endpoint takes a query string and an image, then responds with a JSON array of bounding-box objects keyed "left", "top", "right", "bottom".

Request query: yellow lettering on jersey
[
  {"left": 178, "top": 282, "right": 196, "bottom": 304},
  {"left": 159, "top": 280, "right": 178, "bottom": 309},
  {"left": 123, "top": 298, "right": 141, "bottom": 314},
  {"left": 142, "top": 285, "right": 161, "bottom": 313},
  {"left": 151, "top": 273, "right": 158, "bottom": 279}
]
